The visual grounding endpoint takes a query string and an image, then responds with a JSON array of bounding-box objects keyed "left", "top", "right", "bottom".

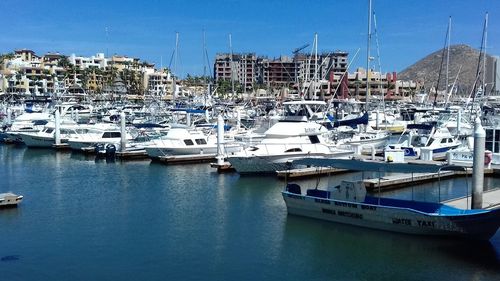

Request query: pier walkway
[{"left": 442, "top": 188, "right": 500, "bottom": 210}]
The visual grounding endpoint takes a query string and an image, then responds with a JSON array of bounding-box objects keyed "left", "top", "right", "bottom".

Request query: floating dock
[
  {"left": 442, "top": 188, "right": 500, "bottom": 210},
  {"left": 158, "top": 154, "right": 216, "bottom": 164},
  {"left": 52, "top": 143, "right": 71, "bottom": 150},
  {"left": 363, "top": 168, "right": 494, "bottom": 191},
  {"left": 115, "top": 150, "right": 149, "bottom": 160}
]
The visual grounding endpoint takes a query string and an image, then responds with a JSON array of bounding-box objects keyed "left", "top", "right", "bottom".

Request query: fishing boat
[
  {"left": 282, "top": 158, "right": 500, "bottom": 240},
  {"left": 227, "top": 100, "right": 353, "bottom": 174}
]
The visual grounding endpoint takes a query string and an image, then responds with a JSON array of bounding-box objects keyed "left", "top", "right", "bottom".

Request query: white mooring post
[
  {"left": 471, "top": 117, "right": 485, "bottom": 209},
  {"left": 55, "top": 109, "right": 61, "bottom": 145},
  {"left": 120, "top": 111, "right": 126, "bottom": 152},
  {"left": 216, "top": 115, "right": 225, "bottom": 166}
]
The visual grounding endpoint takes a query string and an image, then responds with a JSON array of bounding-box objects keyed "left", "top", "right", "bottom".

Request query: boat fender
[{"left": 485, "top": 151, "right": 492, "bottom": 165}]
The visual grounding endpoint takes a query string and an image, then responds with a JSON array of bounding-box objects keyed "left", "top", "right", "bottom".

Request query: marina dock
[
  {"left": 364, "top": 168, "right": 493, "bottom": 191},
  {"left": 158, "top": 154, "right": 217, "bottom": 164},
  {"left": 443, "top": 188, "right": 500, "bottom": 210}
]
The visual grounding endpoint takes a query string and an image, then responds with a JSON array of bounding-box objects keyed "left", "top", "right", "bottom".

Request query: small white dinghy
[{"left": 0, "top": 193, "right": 23, "bottom": 208}]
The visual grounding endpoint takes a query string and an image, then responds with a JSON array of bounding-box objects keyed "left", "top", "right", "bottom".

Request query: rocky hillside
[{"left": 398, "top": 44, "right": 495, "bottom": 93}]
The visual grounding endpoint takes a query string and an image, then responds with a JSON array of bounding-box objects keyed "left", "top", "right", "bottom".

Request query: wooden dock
[
  {"left": 363, "top": 168, "right": 493, "bottom": 191},
  {"left": 276, "top": 167, "right": 349, "bottom": 179},
  {"left": 158, "top": 154, "right": 216, "bottom": 164},
  {"left": 115, "top": 150, "right": 149, "bottom": 160},
  {"left": 442, "top": 188, "right": 500, "bottom": 210},
  {"left": 52, "top": 143, "right": 71, "bottom": 150}
]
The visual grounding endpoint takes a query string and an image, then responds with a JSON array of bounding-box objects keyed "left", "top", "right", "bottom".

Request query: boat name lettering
[
  {"left": 315, "top": 198, "right": 330, "bottom": 204},
  {"left": 322, "top": 208, "right": 336, "bottom": 215},
  {"left": 334, "top": 201, "right": 358, "bottom": 209},
  {"left": 337, "top": 211, "right": 363, "bottom": 219},
  {"left": 417, "top": 220, "right": 435, "bottom": 228},
  {"left": 392, "top": 218, "right": 412, "bottom": 225},
  {"left": 361, "top": 205, "right": 377, "bottom": 211}
]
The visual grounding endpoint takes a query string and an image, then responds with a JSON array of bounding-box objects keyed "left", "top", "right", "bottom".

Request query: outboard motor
[
  {"left": 105, "top": 143, "right": 117, "bottom": 157},
  {"left": 94, "top": 143, "right": 105, "bottom": 154}
]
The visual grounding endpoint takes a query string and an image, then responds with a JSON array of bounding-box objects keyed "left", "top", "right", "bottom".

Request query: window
[
  {"left": 195, "top": 139, "right": 207, "bottom": 145},
  {"left": 309, "top": 135, "right": 320, "bottom": 144},
  {"left": 184, "top": 139, "right": 194, "bottom": 146},
  {"left": 103, "top": 132, "right": 121, "bottom": 138},
  {"left": 45, "top": 128, "right": 54, "bottom": 134},
  {"left": 285, "top": 148, "right": 302, "bottom": 153},
  {"left": 441, "top": 138, "right": 447, "bottom": 144}
]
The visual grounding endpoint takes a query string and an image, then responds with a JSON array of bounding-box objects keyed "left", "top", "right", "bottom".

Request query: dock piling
[
  {"left": 472, "top": 117, "right": 485, "bottom": 209},
  {"left": 120, "top": 111, "right": 126, "bottom": 152}
]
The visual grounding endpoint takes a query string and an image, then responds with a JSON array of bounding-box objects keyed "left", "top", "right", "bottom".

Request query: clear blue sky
[{"left": 1, "top": 0, "right": 498, "bottom": 77}]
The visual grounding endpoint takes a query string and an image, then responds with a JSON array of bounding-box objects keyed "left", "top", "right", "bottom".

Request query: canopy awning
[{"left": 293, "top": 158, "right": 465, "bottom": 173}]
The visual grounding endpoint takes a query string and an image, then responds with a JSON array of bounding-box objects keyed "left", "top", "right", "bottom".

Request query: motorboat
[
  {"left": 66, "top": 123, "right": 132, "bottom": 152},
  {"left": 386, "top": 124, "right": 460, "bottom": 159},
  {"left": 282, "top": 158, "right": 500, "bottom": 240},
  {"left": 18, "top": 119, "right": 82, "bottom": 148},
  {"left": 0, "top": 193, "right": 23, "bottom": 208},
  {"left": 227, "top": 100, "right": 353, "bottom": 174},
  {"left": 143, "top": 127, "right": 242, "bottom": 160}
]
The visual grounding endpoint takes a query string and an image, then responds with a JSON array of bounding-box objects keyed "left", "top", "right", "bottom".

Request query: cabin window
[
  {"left": 195, "top": 139, "right": 207, "bottom": 145},
  {"left": 441, "top": 138, "right": 447, "bottom": 144},
  {"left": 45, "top": 128, "right": 54, "bottom": 134},
  {"left": 248, "top": 146, "right": 259, "bottom": 151},
  {"left": 103, "top": 132, "right": 121, "bottom": 138},
  {"left": 184, "top": 139, "right": 194, "bottom": 146},
  {"left": 285, "top": 148, "right": 302, "bottom": 153},
  {"left": 309, "top": 135, "right": 320, "bottom": 144}
]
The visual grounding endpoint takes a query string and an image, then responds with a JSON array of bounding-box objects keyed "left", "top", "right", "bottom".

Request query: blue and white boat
[
  {"left": 387, "top": 124, "right": 460, "bottom": 158},
  {"left": 282, "top": 158, "right": 500, "bottom": 240}
]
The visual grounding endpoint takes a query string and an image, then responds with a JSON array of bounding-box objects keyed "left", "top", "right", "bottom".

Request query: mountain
[{"left": 398, "top": 44, "right": 495, "bottom": 94}]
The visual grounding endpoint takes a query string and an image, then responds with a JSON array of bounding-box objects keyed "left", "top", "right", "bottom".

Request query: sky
[{"left": 1, "top": 0, "right": 498, "bottom": 77}]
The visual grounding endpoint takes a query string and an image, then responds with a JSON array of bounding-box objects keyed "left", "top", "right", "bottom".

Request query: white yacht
[
  {"left": 1, "top": 112, "right": 52, "bottom": 143},
  {"left": 18, "top": 119, "right": 82, "bottom": 148},
  {"left": 143, "top": 127, "right": 242, "bottom": 160},
  {"left": 227, "top": 100, "right": 353, "bottom": 174},
  {"left": 66, "top": 123, "right": 131, "bottom": 151}
]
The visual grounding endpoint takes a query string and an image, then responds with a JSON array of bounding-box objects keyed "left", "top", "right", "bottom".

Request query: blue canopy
[{"left": 293, "top": 158, "right": 464, "bottom": 173}]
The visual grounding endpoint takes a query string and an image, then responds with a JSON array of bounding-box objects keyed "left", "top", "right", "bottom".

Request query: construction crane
[{"left": 292, "top": 44, "right": 310, "bottom": 55}]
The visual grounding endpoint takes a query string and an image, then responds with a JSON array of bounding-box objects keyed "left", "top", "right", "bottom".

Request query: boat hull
[{"left": 282, "top": 192, "right": 500, "bottom": 240}]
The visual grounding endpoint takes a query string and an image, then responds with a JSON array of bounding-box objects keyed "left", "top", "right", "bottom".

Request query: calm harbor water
[{"left": 1, "top": 144, "right": 500, "bottom": 281}]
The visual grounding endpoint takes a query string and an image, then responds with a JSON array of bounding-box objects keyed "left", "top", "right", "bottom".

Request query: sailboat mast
[
  {"left": 446, "top": 16, "right": 451, "bottom": 94},
  {"left": 314, "top": 33, "right": 318, "bottom": 100},
  {"left": 483, "top": 12, "right": 488, "bottom": 94},
  {"left": 366, "top": 0, "right": 372, "bottom": 105},
  {"left": 229, "top": 33, "right": 235, "bottom": 95}
]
